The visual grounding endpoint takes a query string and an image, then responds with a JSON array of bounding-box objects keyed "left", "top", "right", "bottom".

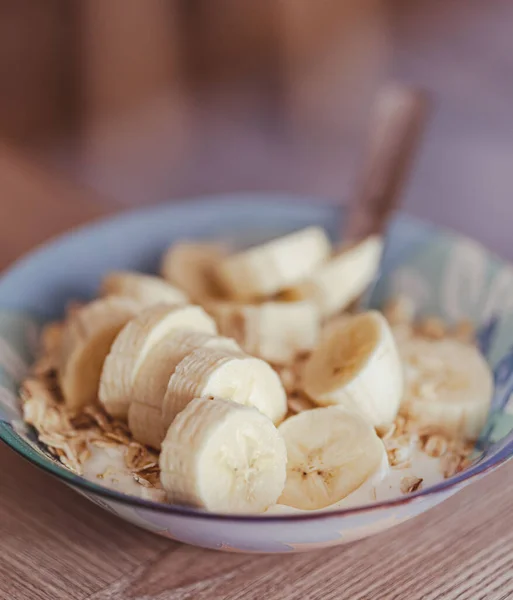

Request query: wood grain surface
[{"left": 1, "top": 144, "right": 513, "bottom": 600}]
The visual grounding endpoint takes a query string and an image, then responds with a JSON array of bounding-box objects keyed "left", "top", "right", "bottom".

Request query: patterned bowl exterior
[{"left": 1, "top": 195, "right": 513, "bottom": 553}]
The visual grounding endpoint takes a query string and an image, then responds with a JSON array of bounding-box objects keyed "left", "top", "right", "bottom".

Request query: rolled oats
[
  {"left": 133, "top": 474, "right": 153, "bottom": 488},
  {"left": 384, "top": 296, "right": 416, "bottom": 326},
  {"left": 90, "top": 438, "right": 121, "bottom": 449},
  {"left": 69, "top": 412, "right": 96, "bottom": 429},
  {"left": 38, "top": 433, "right": 68, "bottom": 449},
  {"left": 16, "top": 318, "right": 167, "bottom": 493},
  {"left": 394, "top": 415, "right": 407, "bottom": 436},
  {"left": 376, "top": 422, "right": 396, "bottom": 440},
  {"left": 125, "top": 443, "right": 145, "bottom": 469},
  {"left": 441, "top": 452, "right": 463, "bottom": 478},
  {"left": 423, "top": 434, "right": 448, "bottom": 458},
  {"left": 452, "top": 319, "right": 475, "bottom": 344},
  {"left": 84, "top": 405, "right": 112, "bottom": 432},
  {"left": 105, "top": 431, "right": 131, "bottom": 445},
  {"left": 400, "top": 476, "right": 423, "bottom": 494},
  {"left": 387, "top": 445, "right": 412, "bottom": 468},
  {"left": 417, "top": 316, "right": 446, "bottom": 340},
  {"left": 132, "top": 462, "right": 158, "bottom": 473},
  {"left": 61, "top": 454, "right": 82, "bottom": 475},
  {"left": 78, "top": 446, "right": 92, "bottom": 464}
]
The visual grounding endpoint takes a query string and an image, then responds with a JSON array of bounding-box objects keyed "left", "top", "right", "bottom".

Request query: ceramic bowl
[{"left": 1, "top": 194, "right": 513, "bottom": 553}]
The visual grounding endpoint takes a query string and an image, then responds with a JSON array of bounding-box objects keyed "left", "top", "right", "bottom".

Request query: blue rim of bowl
[{"left": 1, "top": 195, "right": 512, "bottom": 522}]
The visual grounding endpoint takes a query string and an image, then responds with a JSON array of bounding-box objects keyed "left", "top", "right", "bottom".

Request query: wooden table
[{"left": 1, "top": 144, "right": 513, "bottom": 600}]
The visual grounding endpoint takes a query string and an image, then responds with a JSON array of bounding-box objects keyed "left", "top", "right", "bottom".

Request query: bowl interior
[{"left": 1, "top": 193, "right": 513, "bottom": 515}]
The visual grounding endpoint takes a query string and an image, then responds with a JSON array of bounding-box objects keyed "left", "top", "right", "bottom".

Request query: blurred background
[{"left": 0, "top": 0, "right": 512, "bottom": 256}]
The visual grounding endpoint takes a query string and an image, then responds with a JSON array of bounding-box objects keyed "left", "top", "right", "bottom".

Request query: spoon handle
[{"left": 344, "top": 84, "right": 430, "bottom": 241}]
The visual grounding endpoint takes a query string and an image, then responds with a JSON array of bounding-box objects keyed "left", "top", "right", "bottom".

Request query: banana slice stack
[
  {"left": 99, "top": 303, "right": 218, "bottom": 419},
  {"left": 128, "top": 331, "right": 239, "bottom": 449}
]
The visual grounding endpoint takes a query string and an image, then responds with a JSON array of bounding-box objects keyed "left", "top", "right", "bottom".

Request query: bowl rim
[{"left": 1, "top": 193, "right": 512, "bottom": 522}]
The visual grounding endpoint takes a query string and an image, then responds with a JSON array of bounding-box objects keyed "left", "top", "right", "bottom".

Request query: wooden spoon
[{"left": 344, "top": 84, "right": 430, "bottom": 242}]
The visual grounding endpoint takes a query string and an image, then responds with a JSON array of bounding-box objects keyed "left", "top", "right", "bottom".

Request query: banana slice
[
  {"left": 100, "top": 271, "right": 188, "bottom": 307},
  {"left": 399, "top": 337, "right": 493, "bottom": 439},
  {"left": 159, "top": 396, "right": 287, "bottom": 513},
  {"left": 302, "top": 311, "right": 403, "bottom": 426},
  {"left": 99, "top": 304, "right": 217, "bottom": 419},
  {"left": 284, "top": 236, "right": 382, "bottom": 318},
  {"left": 278, "top": 406, "right": 386, "bottom": 510},
  {"left": 59, "top": 297, "right": 141, "bottom": 411},
  {"left": 209, "top": 300, "right": 320, "bottom": 365},
  {"left": 162, "top": 346, "right": 287, "bottom": 428},
  {"left": 128, "top": 331, "right": 240, "bottom": 449},
  {"left": 214, "top": 227, "right": 331, "bottom": 300},
  {"left": 160, "top": 242, "right": 228, "bottom": 303}
]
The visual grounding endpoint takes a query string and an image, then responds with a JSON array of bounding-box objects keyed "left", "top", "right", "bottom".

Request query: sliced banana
[
  {"left": 399, "top": 337, "right": 493, "bottom": 439},
  {"left": 128, "top": 403, "right": 165, "bottom": 454},
  {"left": 59, "top": 297, "right": 140, "bottom": 411},
  {"left": 302, "top": 310, "right": 403, "bottom": 426},
  {"left": 214, "top": 227, "right": 331, "bottom": 300},
  {"left": 99, "top": 303, "right": 217, "bottom": 419},
  {"left": 159, "top": 396, "right": 287, "bottom": 514},
  {"left": 162, "top": 346, "right": 287, "bottom": 429},
  {"left": 278, "top": 406, "right": 387, "bottom": 510},
  {"left": 128, "top": 331, "right": 240, "bottom": 449},
  {"left": 284, "top": 236, "right": 382, "bottom": 318},
  {"left": 160, "top": 242, "right": 228, "bottom": 302},
  {"left": 209, "top": 299, "right": 320, "bottom": 365},
  {"left": 100, "top": 271, "right": 188, "bottom": 307}
]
